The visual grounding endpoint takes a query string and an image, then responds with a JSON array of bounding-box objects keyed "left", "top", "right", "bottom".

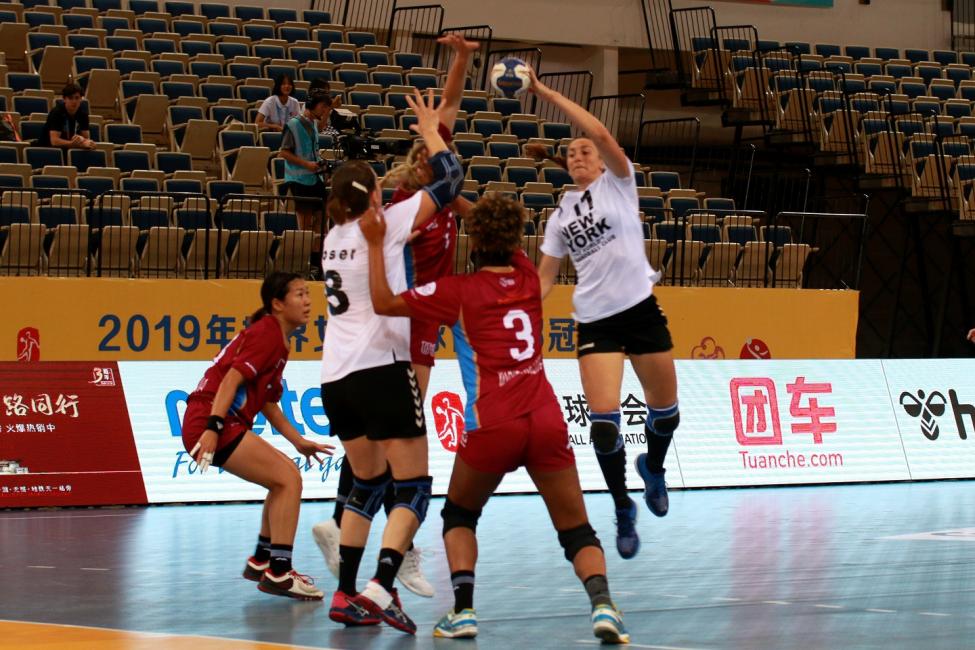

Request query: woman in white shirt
[
  {"left": 256, "top": 74, "right": 301, "bottom": 132},
  {"left": 530, "top": 68, "right": 679, "bottom": 561},
  {"left": 317, "top": 90, "right": 463, "bottom": 634}
]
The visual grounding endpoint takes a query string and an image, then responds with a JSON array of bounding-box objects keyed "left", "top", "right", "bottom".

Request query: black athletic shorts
[
  {"left": 576, "top": 294, "right": 674, "bottom": 357},
  {"left": 321, "top": 361, "right": 427, "bottom": 442},
  {"left": 288, "top": 180, "right": 326, "bottom": 212}
]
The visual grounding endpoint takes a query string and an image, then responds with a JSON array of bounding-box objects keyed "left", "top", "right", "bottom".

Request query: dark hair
[
  {"left": 524, "top": 142, "right": 567, "bottom": 170},
  {"left": 327, "top": 161, "right": 376, "bottom": 225},
  {"left": 306, "top": 90, "right": 332, "bottom": 112},
  {"left": 61, "top": 82, "right": 84, "bottom": 98},
  {"left": 272, "top": 73, "right": 295, "bottom": 99},
  {"left": 466, "top": 194, "right": 526, "bottom": 267},
  {"left": 251, "top": 272, "right": 302, "bottom": 324}
]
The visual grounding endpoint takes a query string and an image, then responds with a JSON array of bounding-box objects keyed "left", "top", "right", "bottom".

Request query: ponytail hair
[
  {"left": 327, "top": 160, "right": 376, "bottom": 225},
  {"left": 524, "top": 142, "right": 568, "bottom": 170},
  {"left": 251, "top": 271, "right": 302, "bottom": 324}
]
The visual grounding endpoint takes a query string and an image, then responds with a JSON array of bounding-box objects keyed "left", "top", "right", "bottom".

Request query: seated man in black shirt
[{"left": 40, "top": 83, "right": 95, "bottom": 150}]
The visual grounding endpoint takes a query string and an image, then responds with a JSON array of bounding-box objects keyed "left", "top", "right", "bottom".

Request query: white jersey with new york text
[
  {"left": 540, "top": 164, "right": 656, "bottom": 323},
  {"left": 320, "top": 192, "right": 421, "bottom": 383}
]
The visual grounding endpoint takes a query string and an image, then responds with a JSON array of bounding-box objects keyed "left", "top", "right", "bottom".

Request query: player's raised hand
[
  {"left": 404, "top": 88, "right": 440, "bottom": 136},
  {"left": 967, "top": 328, "right": 975, "bottom": 343},
  {"left": 358, "top": 206, "right": 386, "bottom": 246},
  {"left": 437, "top": 33, "right": 479, "bottom": 54}
]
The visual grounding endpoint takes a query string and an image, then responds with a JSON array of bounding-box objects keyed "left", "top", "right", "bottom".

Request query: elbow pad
[{"left": 423, "top": 150, "right": 464, "bottom": 211}]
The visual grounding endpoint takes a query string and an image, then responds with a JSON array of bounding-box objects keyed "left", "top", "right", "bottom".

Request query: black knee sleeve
[
  {"left": 591, "top": 420, "right": 622, "bottom": 454},
  {"left": 441, "top": 498, "right": 482, "bottom": 535},
  {"left": 345, "top": 474, "right": 390, "bottom": 521},
  {"left": 557, "top": 523, "right": 602, "bottom": 562},
  {"left": 647, "top": 404, "right": 680, "bottom": 437},
  {"left": 390, "top": 475, "right": 433, "bottom": 523}
]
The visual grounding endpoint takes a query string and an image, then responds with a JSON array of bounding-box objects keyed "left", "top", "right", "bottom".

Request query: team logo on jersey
[
  {"left": 415, "top": 282, "right": 437, "bottom": 297},
  {"left": 499, "top": 277, "right": 516, "bottom": 288},
  {"left": 432, "top": 391, "right": 465, "bottom": 452}
]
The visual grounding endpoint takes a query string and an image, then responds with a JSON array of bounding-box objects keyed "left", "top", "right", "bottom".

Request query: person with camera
[{"left": 278, "top": 92, "right": 332, "bottom": 277}]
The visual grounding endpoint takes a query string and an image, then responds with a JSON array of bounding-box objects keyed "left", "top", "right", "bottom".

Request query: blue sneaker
[
  {"left": 635, "top": 454, "right": 668, "bottom": 517},
  {"left": 615, "top": 498, "right": 640, "bottom": 559},
  {"left": 591, "top": 603, "right": 630, "bottom": 644},
  {"left": 433, "top": 608, "right": 478, "bottom": 638}
]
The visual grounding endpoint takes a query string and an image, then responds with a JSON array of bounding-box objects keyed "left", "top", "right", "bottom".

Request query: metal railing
[
  {"left": 587, "top": 93, "right": 646, "bottom": 159},
  {"left": 386, "top": 4, "right": 444, "bottom": 68},
  {"left": 530, "top": 71, "right": 593, "bottom": 127},
  {"left": 636, "top": 117, "right": 700, "bottom": 188}
]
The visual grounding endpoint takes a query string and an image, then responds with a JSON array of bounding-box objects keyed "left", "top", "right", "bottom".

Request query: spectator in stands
[
  {"left": 529, "top": 66, "right": 679, "bottom": 562},
  {"left": 40, "top": 83, "right": 95, "bottom": 150},
  {"left": 256, "top": 74, "right": 301, "bottom": 132},
  {"left": 278, "top": 91, "right": 331, "bottom": 276},
  {"left": 0, "top": 113, "right": 20, "bottom": 142}
]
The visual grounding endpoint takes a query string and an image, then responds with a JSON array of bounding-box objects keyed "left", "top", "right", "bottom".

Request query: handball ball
[{"left": 490, "top": 58, "right": 531, "bottom": 98}]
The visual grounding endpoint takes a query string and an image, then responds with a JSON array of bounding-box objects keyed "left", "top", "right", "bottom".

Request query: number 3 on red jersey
[{"left": 503, "top": 309, "right": 535, "bottom": 362}]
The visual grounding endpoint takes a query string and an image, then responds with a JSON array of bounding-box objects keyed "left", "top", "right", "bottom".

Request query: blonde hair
[{"left": 383, "top": 139, "right": 460, "bottom": 192}]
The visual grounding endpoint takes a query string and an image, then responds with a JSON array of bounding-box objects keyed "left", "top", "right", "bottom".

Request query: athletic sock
[
  {"left": 338, "top": 544, "right": 365, "bottom": 594},
  {"left": 592, "top": 414, "right": 630, "bottom": 509},
  {"left": 584, "top": 574, "right": 613, "bottom": 609},
  {"left": 254, "top": 535, "right": 271, "bottom": 562},
  {"left": 374, "top": 547, "right": 405, "bottom": 592},
  {"left": 268, "top": 544, "right": 293, "bottom": 575},
  {"left": 451, "top": 570, "right": 475, "bottom": 611},
  {"left": 645, "top": 424, "right": 673, "bottom": 474},
  {"left": 333, "top": 460, "right": 354, "bottom": 525}
]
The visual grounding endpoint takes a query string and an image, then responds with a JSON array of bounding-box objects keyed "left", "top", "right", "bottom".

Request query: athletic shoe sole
[
  {"left": 257, "top": 579, "right": 323, "bottom": 601},
  {"left": 356, "top": 597, "right": 416, "bottom": 635},
  {"left": 593, "top": 621, "right": 630, "bottom": 645},
  {"left": 433, "top": 625, "right": 477, "bottom": 639},
  {"left": 242, "top": 564, "right": 267, "bottom": 582}
]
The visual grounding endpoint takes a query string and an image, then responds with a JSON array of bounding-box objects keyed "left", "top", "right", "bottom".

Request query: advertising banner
[
  {"left": 8, "top": 359, "right": 970, "bottom": 508},
  {"left": 674, "top": 361, "right": 910, "bottom": 487},
  {"left": 882, "top": 360, "right": 975, "bottom": 480},
  {"left": 0, "top": 278, "right": 858, "bottom": 362},
  {"left": 0, "top": 362, "right": 147, "bottom": 507}
]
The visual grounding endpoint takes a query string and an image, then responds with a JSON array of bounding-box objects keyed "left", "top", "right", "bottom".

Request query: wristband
[{"left": 206, "top": 415, "right": 225, "bottom": 434}]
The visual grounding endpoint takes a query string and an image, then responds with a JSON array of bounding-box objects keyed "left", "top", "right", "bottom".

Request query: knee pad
[
  {"left": 647, "top": 403, "right": 679, "bottom": 437},
  {"left": 441, "top": 498, "right": 482, "bottom": 536},
  {"left": 557, "top": 523, "right": 602, "bottom": 563},
  {"left": 390, "top": 475, "right": 433, "bottom": 523},
  {"left": 345, "top": 474, "right": 391, "bottom": 521},
  {"left": 590, "top": 413, "right": 622, "bottom": 455}
]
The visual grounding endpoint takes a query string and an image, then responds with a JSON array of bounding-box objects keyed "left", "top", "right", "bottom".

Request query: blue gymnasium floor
[{"left": 2, "top": 481, "right": 975, "bottom": 650}]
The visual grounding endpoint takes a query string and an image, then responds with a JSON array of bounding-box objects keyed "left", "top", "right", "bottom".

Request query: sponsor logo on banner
[
  {"left": 88, "top": 367, "right": 117, "bottom": 387},
  {"left": 898, "top": 388, "right": 975, "bottom": 441},
  {"left": 740, "top": 338, "right": 771, "bottom": 360},
  {"left": 432, "top": 391, "right": 464, "bottom": 452},
  {"left": 17, "top": 327, "right": 40, "bottom": 362},
  {"left": 691, "top": 337, "right": 725, "bottom": 359},
  {"left": 731, "top": 376, "right": 841, "bottom": 470}
]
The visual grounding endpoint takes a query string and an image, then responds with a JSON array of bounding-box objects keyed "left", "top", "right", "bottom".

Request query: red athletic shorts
[
  {"left": 410, "top": 319, "right": 439, "bottom": 368},
  {"left": 459, "top": 398, "right": 575, "bottom": 475},
  {"left": 181, "top": 395, "right": 250, "bottom": 467}
]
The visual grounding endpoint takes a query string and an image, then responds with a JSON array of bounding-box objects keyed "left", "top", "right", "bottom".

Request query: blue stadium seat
[
  {"left": 38, "top": 206, "right": 78, "bottom": 229},
  {"left": 265, "top": 212, "right": 298, "bottom": 236},
  {"left": 269, "top": 8, "right": 298, "bottom": 23},
  {"left": 157, "top": 152, "right": 193, "bottom": 175},
  {"left": 26, "top": 148, "right": 64, "bottom": 170},
  {"left": 303, "top": 10, "right": 331, "bottom": 26},
  {"left": 235, "top": 5, "right": 266, "bottom": 21},
  {"left": 347, "top": 32, "right": 377, "bottom": 48},
  {"left": 129, "top": 0, "right": 160, "bottom": 14},
  {"left": 131, "top": 208, "right": 170, "bottom": 230},
  {"left": 173, "top": 20, "right": 205, "bottom": 37},
  {"left": 875, "top": 47, "right": 900, "bottom": 61},
  {"left": 649, "top": 171, "right": 681, "bottom": 192},
  {"left": 243, "top": 24, "right": 275, "bottom": 42},
  {"left": 114, "top": 151, "right": 152, "bottom": 175},
  {"left": 359, "top": 51, "right": 390, "bottom": 69},
  {"left": 165, "top": 1, "right": 195, "bottom": 16},
  {"left": 121, "top": 177, "right": 160, "bottom": 194},
  {"left": 209, "top": 22, "right": 240, "bottom": 38},
  {"left": 106, "top": 124, "right": 143, "bottom": 147},
  {"left": 31, "top": 176, "right": 71, "bottom": 193},
  {"left": 68, "top": 149, "right": 107, "bottom": 173},
  {"left": 200, "top": 3, "right": 231, "bottom": 20},
  {"left": 77, "top": 176, "right": 115, "bottom": 197},
  {"left": 394, "top": 52, "right": 424, "bottom": 70}
]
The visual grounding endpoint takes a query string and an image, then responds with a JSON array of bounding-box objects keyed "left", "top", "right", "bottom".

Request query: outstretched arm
[
  {"left": 359, "top": 207, "right": 413, "bottom": 317},
  {"left": 538, "top": 254, "right": 561, "bottom": 300},
  {"left": 437, "top": 34, "right": 479, "bottom": 131},
  {"left": 527, "top": 67, "right": 630, "bottom": 179}
]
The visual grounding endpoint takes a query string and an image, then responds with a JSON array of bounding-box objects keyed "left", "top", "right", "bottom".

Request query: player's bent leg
[
  {"left": 630, "top": 351, "right": 679, "bottom": 517},
  {"left": 222, "top": 434, "right": 323, "bottom": 601},
  {"left": 434, "top": 455, "right": 502, "bottom": 639}
]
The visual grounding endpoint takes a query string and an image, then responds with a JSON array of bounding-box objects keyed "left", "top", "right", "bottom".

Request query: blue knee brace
[
  {"left": 646, "top": 403, "right": 679, "bottom": 437},
  {"left": 391, "top": 475, "right": 433, "bottom": 523},
  {"left": 345, "top": 474, "right": 390, "bottom": 521}
]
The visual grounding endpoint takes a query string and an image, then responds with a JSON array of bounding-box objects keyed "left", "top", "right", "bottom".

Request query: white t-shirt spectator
[{"left": 257, "top": 95, "right": 301, "bottom": 129}]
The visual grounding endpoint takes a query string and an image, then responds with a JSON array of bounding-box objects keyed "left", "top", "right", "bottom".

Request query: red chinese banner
[{"left": 0, "top": 363, "right": 147, "bottom": 506}]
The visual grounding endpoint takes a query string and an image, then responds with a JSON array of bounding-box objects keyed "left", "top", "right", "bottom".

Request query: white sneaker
[
  {"left": 397, "top": 546, "right": 434, "bottom": 598},
  {"left": 257, "top": 569, "right": 324, "bottom": 600},
  {"left": 312, "top": 519, "right": 341, "bottom": 579}
]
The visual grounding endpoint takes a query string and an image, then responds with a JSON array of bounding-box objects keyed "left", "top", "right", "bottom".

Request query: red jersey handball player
[
  {"left": 182, "top": 272, "right": 334, "bottom": 600},
  {"left": 361, "top": 195, "right": 630, "bottom": 644}
]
